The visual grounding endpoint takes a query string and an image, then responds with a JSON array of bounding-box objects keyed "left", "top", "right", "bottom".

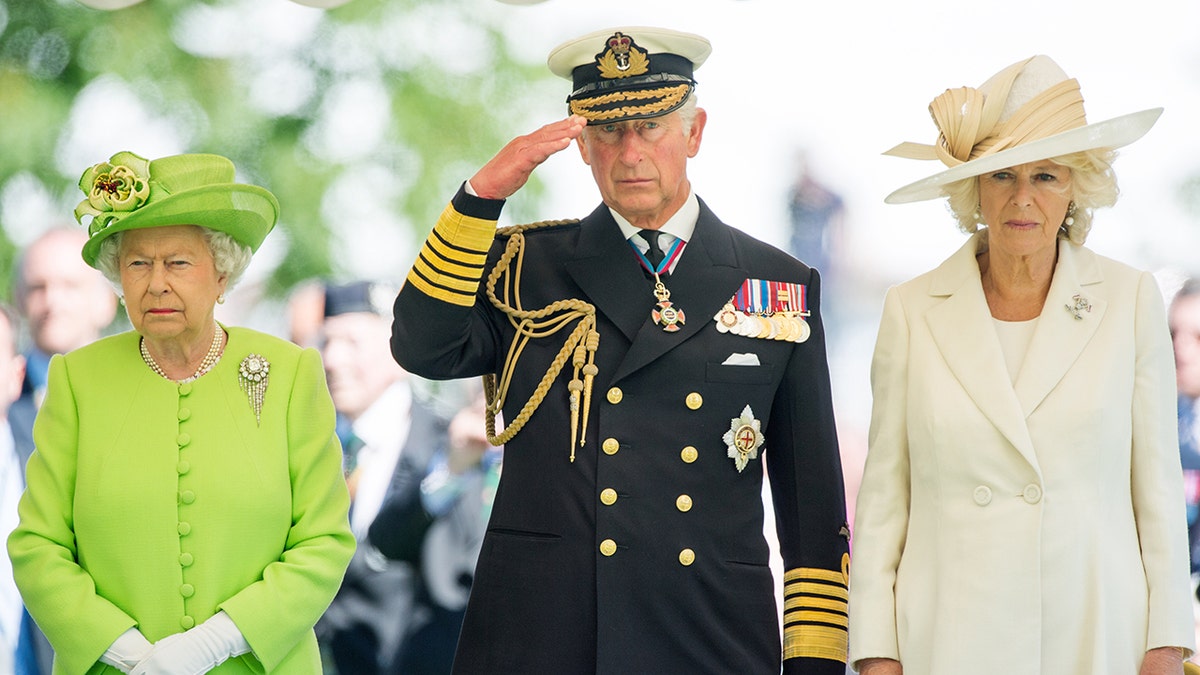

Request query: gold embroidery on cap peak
[{"left": 569, "top": 84, "right": 691, "bottom": 122}]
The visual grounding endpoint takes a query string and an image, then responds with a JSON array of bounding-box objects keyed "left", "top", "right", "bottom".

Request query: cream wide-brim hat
[{"left": 883, "top": 55, "right": 1162, "bottom": 204}]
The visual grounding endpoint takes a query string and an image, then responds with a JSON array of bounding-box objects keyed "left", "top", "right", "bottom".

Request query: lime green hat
[{"left": 74, "top": 150, "right": 279, "bottom": 268}]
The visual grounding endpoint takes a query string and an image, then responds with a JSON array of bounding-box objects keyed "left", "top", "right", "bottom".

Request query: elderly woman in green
[{"left": 8, "top": 151, "right": 354, "bottom": 675}]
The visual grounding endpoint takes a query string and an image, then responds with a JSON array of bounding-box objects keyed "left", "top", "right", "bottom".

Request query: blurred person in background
[
  {"left": 1169, "top": 277, "right": 1200, "bottom": 666},
  {"left": 369, "top": 384, "right": 499, "bottom": 675},
  {"left": 8, "top": 150, "right": 354, "bottom": 674},
  {"left": 0, "top": 304, "right": 39, "bottom": 675},
  {"left": 848, "top": 56, "right": 1194, "bottom": 674},
  {"left": 10, "top": 227, "right": 118, "bottom": 455},
  {"left": 286, "top": 279, "right": 326, "bottom": 349},
  {"left": 786, "top": 152, "right": 845, "bottom": 319},
  {"left": 315, "top": 280, "right": 448, "bottom": 675}
]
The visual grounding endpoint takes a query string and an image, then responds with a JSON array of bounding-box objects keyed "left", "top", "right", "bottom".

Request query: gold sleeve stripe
[
  {"left": 784, "top": 581, "right": 848, "bottom": 601},
  {"left": 784, "top": 566, "right": 847, "bottom": 585},
  {"left": 412, "top": 254, "right": 484, "bottom": 294},
  {"left": 406, "top": 203, "right": 496, "bottom": 306},
  {"left": 783, "top": 624, "right": 848, "bottom": 662},
  {"left": 785, "top": 609, "right": 848, "bottom": 629},
  {"left": 783, "top": 595, "right": 846, "bottom": 613},
  {"left": 427, "top": 230, "right": 489, "bottom": 272},
  {"left": 406, "top": 268, "right": 475, "bottom": 307},
  {"left": 432, "top": 203, "right": 497, "bottom": 253}
]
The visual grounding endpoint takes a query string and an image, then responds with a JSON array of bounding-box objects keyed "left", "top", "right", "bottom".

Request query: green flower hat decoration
[
  {"left": 74, "top": 151, "right": 153, "bottom": 235},
  {"left": 72, "top": 150, "right": 279, "bottom": 268}
]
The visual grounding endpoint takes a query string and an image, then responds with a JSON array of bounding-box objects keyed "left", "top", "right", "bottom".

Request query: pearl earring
[
  {"left": 217, "top": 293, "right": 226, "bottom": 305},
  {"left": 1064, "top": 202, "right": 1076, "bottom": 227},
  {"left": 973, "top": 205, "right": 982, "bottom": 223}
]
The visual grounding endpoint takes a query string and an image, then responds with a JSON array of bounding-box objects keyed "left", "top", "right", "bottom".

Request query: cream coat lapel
[
  {"left": 925, "top": 232, "right": 1039, "bottom": 470},
  {"left": 1013, "top": 239, "right": 1105, "bottom": 417}
]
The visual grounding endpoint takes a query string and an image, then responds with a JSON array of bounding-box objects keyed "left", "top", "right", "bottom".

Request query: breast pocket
[{"left": 705, "top": 362, "right": 777, "bottom": 385}]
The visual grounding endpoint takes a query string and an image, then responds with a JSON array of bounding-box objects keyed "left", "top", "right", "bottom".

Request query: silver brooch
[
  {"left": 1065, "top": 293, "right": 1092, "bottom": 320},
  {"left": 722, "top": 405, "right": 765, "bottom": 473},
  {"left": 238, "top": 354, "right": 270, "bottom": 425}
]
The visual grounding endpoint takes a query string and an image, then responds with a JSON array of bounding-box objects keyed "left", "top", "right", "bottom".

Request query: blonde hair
[{"left": 943, "top": 147, "right": 1118, "bottom": 244}]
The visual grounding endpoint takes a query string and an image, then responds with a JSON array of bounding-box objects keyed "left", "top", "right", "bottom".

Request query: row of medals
[{"left": 714, "top": 303, "right": 811, "bottom": 343}]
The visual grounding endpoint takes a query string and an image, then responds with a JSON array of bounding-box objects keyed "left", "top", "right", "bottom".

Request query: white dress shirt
[{"left": 348, "top": 382, "right": 412, "bottom": 538}]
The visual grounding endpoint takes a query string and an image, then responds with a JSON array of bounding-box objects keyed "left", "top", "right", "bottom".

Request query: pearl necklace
[{"left": 140, "top": 322, "right": 224, "bottom": 383}]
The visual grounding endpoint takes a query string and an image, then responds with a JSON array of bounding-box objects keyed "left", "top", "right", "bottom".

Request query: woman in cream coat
[
  {"left": 848, "top": 57, "right": 1195, "bottom": 675},
  {"left": 8, "top": 151, "right": 354, "bottom": 674}
]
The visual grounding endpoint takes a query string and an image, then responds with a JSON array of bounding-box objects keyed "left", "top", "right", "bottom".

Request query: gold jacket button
[
  {"left": 678, "top": 548, "right": 695, "bottom": 566},
  {"left": 600, "top": 539, "right": 617, "bottom": 556},
  {"left": 676, "top": 495, "right": 693, "bottom": 512},
  {"left": 680, "top": 446, "right": 698, "bottom": 463},
  {"left": 606, "top": 387, "right": 623, "bottom": 404},
  {"left": 602, "top": 438, "right": 620, "bottom": 455},
  {"left": 600, "top": 488, "right": 618, "bottom": 506},
  {"left": 685, "top": 392, "right": 703, "bottom": 410}
]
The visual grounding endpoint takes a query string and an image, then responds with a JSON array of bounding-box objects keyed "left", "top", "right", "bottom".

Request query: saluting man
[{"left": 391, "top": 26, "right": 850, "bottom": 674}]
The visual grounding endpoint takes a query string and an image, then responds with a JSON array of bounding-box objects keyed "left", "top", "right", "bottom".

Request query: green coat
[{"left": 8, "top": 327, "right": 355, "bottom": 675}]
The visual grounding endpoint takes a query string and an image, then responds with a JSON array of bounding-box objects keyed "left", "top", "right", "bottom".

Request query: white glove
[
  {"left": 100, "top": 628, "right": 154, "bottom": 673},
  {"left": 129, "top": 612, "right": 251, "bottom": 675}
]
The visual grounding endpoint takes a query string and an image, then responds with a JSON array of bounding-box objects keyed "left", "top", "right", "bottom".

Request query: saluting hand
[{"left": 469, "top": 115, "right": 588, "bottom": 200}]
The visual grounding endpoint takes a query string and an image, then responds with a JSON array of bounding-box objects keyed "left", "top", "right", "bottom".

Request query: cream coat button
[
  {"left": 679, "top": 548, "right": 695, "bottom": 566},
  {"left": 1022, "top": 484, "right": 1043, "bottom": 504},
  {"left": 600, "top": 489, "right": 618, "bottom": 506},
  {"left": 685, "top": 393, "right": 703, "bottom": 410},
  {"left": 607, "top": 387, "right": 623, "bottom": 404},
  {"left": 973, "top": 486, "right": 992, "bottom": 506},
  {"left": 680, "top": 446, "right": 698, "bottom": 463},
  {"left": 602, "top": 438, "right": 620, "bottom": 455},
  {"left": 676, "top": 495, "right": 693, "bottom": 512},
  {"left": 600, "top": 539, "right": 617, "bottom": 556}
]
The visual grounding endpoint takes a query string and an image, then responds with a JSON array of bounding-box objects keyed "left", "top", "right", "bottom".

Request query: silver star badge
[{"left": 722, "top": 405, "right": 764, "bottom": 473}]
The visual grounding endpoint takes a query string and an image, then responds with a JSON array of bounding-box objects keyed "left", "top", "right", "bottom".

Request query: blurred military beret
[{"left": 323, "top": 280, "right": 397, "bottom": 318}]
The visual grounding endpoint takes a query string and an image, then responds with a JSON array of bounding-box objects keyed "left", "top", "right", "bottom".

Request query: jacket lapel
[
  {"left": 568, "top": 201, "right": 746, "bottom": 385},
  {"left": 611, "top": 208, "right": 745, "bottom": 383},
  {"left": 925, "top": 233, "right": 1039, "bottom": 469},
  {"left": 565, "top": 205, "right": 654, "bottom": 344},
  {"left": 1013, "top": 240, "right": 1105, "bottom": 417}
]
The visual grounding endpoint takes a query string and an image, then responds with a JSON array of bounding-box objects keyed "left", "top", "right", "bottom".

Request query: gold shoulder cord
[{"left": 482, "top": 220, "right": 599, "bottom": 462}]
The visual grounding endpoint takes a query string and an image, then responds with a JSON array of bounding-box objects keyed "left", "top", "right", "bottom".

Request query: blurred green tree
[{"left": 0, "top": 0, "right": 551, "bottom": 300}]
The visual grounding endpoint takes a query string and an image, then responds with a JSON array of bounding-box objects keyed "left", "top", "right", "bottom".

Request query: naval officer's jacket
[{"left": 391, "top": 185, "right": 850, "bottom": 675}]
